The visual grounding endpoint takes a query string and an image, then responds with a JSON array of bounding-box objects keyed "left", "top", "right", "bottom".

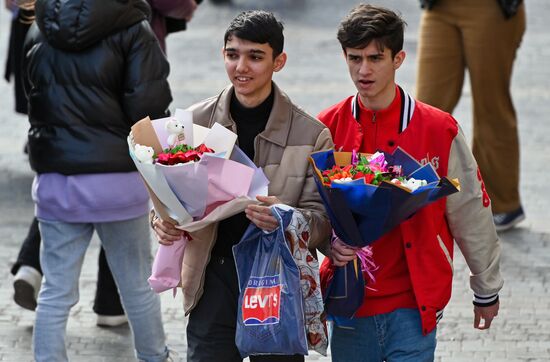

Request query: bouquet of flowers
[
  {"left": 320, "top": 150, "right": 429, "bottom": 190},
  {"left": 128, "top": 109, "right": 269, "bottom": 293},
  {"left": 309, "top": 147, "right": 460, "bottom": 318}
]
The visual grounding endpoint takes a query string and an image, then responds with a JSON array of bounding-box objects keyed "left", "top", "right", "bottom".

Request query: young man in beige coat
[{"left": 152, "top": 10, "right": 332, "bottom": 362}]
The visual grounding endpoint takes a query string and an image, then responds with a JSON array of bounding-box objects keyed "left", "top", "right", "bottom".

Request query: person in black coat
[
  {"left": 23, "top": 0, "right": 172, "bottom": 360},
  {"left": 7, "top": 1, "right": 126, "bottom": 328}
]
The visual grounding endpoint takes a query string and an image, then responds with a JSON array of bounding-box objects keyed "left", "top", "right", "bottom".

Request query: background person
[
  {"left": 6, "top": 0, "right": 129, "bottom": 328},
  {"left": 24, "top": 0, "right": 172, "bottom": 360},
  {"left": 415, "top": 0, "right": 526, "bottom": 231},
  {"left": 147, "top": 0, "right": 201, "bottom": 53}
]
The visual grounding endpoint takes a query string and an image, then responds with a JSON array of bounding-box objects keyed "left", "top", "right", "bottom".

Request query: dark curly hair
[{"left": 337, "top": 4, "right": 406, "bottom": 57}]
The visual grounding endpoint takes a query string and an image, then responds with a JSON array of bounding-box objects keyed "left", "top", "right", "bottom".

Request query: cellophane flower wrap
[
  {"left": 128, "top": 109, "right": 269, "bottom": 294},
  {"left": 308, "top": 147, "right": 460, "bottom": 318}
]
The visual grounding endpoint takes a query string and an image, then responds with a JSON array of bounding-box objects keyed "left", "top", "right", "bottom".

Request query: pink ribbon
[
  {"left": 331, "top": 231, "right": 377, "bottom": 285},
  {"left": 356, "top": 246, "right": 377, "bottom": 284}
]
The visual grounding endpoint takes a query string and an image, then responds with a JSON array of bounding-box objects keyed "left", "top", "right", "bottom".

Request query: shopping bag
[
  {"left": 283, "top": 206, "right": 328, "bottom": 356},
  {"left": 233, "top": 206, "right": 308, "bottom": 358}
]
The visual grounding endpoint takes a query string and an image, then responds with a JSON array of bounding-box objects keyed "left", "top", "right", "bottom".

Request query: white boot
[{"left": 13, "top": 265, "right": 42, "bottom": 311}]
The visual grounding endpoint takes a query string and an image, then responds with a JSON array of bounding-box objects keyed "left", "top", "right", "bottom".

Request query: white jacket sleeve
[{"left": 446, "top": 127, "right": 503, "bottom": 304}]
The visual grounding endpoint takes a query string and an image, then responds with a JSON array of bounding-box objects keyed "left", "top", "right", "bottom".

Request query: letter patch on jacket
[
  {"left": 477, "top": 167, "right": 491, "bottom": 207},
  {"left": 242, "top": 275, "right": 281, "bottom": 326},
  {"left": 420, "top": 153, "right": 440, "bottom": 170}
]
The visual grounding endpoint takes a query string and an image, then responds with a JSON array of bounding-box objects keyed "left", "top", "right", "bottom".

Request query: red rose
[
  {"left": 184, "top": 150, "right": 201, "bottom": 162},
  {"left": 363, "top": 173, "right": 375, "bottom": 184},
  {"left": 195, "top": 143, "right": 214, "bottom": 154},
  {"left": 156, "top": 149, "right": 203, "bottom": 165},
  {"left": 353, "top": 171, "right": 365, "bottom": 180},
  {"left": 172, "top": 151, "right": 187, "bottom": 164},
  {"left": 157, "top": 153, "right": 171, "bottom": 165}
]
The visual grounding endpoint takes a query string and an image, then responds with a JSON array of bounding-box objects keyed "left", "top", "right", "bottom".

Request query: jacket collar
[
  {"left": 209, "top": 82, "right": 293, "bottom": 148},
  {"left": 351, "top": 85, "right": 415, "bottom": 134}
]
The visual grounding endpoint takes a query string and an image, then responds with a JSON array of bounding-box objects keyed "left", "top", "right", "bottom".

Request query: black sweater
[{"left": 211, "top": 89, "right": 274, "bottom": 257}]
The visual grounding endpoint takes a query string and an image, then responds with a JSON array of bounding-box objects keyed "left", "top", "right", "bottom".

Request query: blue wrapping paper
[{"left": 309, "top": 147, "right": 460, "bottom": 318}]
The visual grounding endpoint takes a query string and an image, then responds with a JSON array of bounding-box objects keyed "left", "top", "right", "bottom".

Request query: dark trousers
[
  {"left": 4, "top": 15, "right": 30, "bottom": 114},
  {"left": 11, "top": 217, "right": 124, "bottom": 315},
  {"left": 186, "top": 255, "right": 304, "bottom": 362},
  {"left": 93, "top": 248, "right": 125, "bottom": 315},
  {"left": 11, "top": 218, "right": 41, "bottom": 274}
]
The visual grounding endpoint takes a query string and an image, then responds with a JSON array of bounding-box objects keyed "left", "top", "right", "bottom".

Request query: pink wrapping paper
[{"left": 148, "top": 235, "right": 188, "bottom": 294}]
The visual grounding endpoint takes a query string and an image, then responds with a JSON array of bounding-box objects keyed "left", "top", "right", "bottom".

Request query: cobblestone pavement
[{"left": 0, "top": 1, "right": 549, "bottom": 361}]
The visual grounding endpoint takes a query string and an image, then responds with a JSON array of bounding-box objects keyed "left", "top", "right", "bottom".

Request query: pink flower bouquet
[{"left": 128, "top": 109, "right": 269, "bottom": 293}]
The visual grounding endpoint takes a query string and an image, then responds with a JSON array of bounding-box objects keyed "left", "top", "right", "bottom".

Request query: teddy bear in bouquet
[
  {"left": 134, "top": 144, "right": 155, "bottom": 164},
  {"left": 165, "top": 118, "right": 186, "bottom": 148}
]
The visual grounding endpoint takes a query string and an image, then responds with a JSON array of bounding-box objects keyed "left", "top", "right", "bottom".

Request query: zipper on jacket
[{"left": 372, "top": 112, "right": 377, "bottom": 123}]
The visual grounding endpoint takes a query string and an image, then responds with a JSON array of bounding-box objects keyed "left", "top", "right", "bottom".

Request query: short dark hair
[
  {"left": 224, "top": 10, "right": 284, "bottom": 58},
  {"left": 337, "top": 4, "right": 406, "bottom": 57}
]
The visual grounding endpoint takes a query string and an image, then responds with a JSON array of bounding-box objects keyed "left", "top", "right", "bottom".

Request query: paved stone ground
[{"left": 0, "top": 0, "right": 549, "bottom": 361}]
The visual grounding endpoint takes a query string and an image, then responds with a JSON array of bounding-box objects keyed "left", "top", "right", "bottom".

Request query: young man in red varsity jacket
[{"left": 318, "top": 5, "right": 502, "bottom": 361}]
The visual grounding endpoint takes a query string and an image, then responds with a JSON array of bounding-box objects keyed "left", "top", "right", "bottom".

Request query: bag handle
[{"left": 270, "top": 205, "right": 294, "bottom": 236}]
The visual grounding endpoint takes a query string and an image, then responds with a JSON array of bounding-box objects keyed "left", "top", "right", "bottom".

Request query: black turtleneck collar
[{"left": 230, "top": 86, "right": 274, "bottom": 160}]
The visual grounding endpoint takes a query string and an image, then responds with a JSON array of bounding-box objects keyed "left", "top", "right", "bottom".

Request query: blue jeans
[
  {"left": 330, "top": 308, "right": 436, "bottom": 362},
  {"left": 33, "top": 215, "right": 168, "bottom": 362}
]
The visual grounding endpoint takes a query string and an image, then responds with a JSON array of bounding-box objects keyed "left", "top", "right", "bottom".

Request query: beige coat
[{"left": 181, "top": 83, "right": 333, "bottom": 314}]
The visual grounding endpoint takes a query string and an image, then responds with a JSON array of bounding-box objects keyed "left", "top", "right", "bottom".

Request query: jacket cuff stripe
[{"left": 473, "top": 293, "right": 499, "bottom": 306}]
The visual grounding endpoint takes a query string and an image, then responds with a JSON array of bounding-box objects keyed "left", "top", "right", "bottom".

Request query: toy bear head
[
  {"left": 165, "top": 118, "right": 185, "bottom": 135},
  {"left": 134, "top": 144, "right": 155, "bottom": 164}
]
